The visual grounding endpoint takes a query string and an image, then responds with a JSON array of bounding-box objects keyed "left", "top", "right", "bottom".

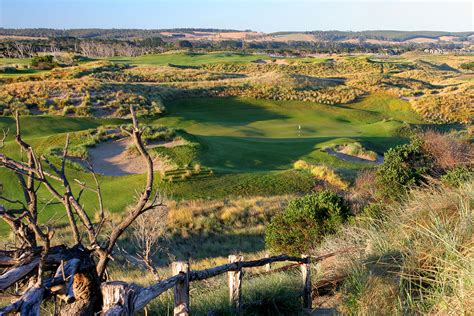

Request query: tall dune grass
[{"left": 315, "top": 181, "right": 473, "bottom": 314}]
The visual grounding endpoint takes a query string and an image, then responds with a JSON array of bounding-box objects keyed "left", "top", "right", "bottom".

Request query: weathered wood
[
  {"left": 301, "top": 255, "right": 312, "bottom": 309},
  {"left": 101, "top": 281, "right": 140, "bottom": 316},
  {"left": 49, "top": 258, "right": 81, "bottom": 303},
  {"left": 0, "top": 108, "right": 167, "bottom": 315},
  {"left": 264, "top": 253, "right": 271, "bottom": 272},
  {"left": 228, "top": 255, "right": 243, "bottom": 316},
  {"left": 134, "top": 274, "right": 184, "bottom": 311},
  {"left": 190, "top": 254, "right": 308, "bottom": 281},
  {"left": 172, "top": 261, "right": 189, "bottom": 316},
  {"left": 0, "top": 258, "right": 40, "bottom": 290},
  {"left": 0, "top": 285, "right": 44, "bottom": 316}
]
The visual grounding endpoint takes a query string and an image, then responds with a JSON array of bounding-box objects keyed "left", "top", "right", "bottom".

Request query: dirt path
[
  {"left": 88, "top": 138, "right": 171, "bottom": 176},
  {"left": 325, "top": 149, "right": 384, "bottom": 164}
]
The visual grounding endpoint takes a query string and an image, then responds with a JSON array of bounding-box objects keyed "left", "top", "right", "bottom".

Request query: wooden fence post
[
  {"left": 172, "top": 261, "right": 190, "bottom": 316},
  {"left": 301, "top": 255, "right": 312, "bottom": 309},
  {"left": 228, "top": 255, "right": 243, "bottom": 315},
  {"left": 264, "top": 253, "right": 271, "bottom": 272}
]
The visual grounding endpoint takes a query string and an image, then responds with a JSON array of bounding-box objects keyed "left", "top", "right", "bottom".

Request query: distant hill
[
  {"left": 0, "top": 28, "right": 472, "bottom": 44},
  {"left": 0, "top": 28, "right": 250, "bottom": 40}
]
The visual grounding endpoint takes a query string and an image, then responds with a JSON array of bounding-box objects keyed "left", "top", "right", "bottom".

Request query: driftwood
[
  {"left": 0, "top": 286, "right": 44, "bottom": 315},
  {"left": 0, "top": 258, "right": 40, "bottom": 291}
]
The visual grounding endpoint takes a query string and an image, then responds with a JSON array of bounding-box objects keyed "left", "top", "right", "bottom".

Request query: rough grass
[
  {"left": 314, "top": 181, "right": 474, "bottom": 314},
  {"left": 294, "top": 160, "right": 349, "bottom": 190}
]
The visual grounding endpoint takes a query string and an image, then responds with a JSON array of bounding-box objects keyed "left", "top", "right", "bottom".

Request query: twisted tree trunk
[{"left": 0, "top": 106, "right": 166, "bottom": 315}]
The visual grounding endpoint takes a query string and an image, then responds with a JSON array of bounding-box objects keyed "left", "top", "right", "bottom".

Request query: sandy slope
[{"left": 87, "top": 138, "right": 184, "bottom": 176}]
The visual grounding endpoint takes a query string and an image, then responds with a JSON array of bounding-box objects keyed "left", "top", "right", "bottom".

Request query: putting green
[{"left": 155, "top": 94, "right": 422, "bottom": 172}]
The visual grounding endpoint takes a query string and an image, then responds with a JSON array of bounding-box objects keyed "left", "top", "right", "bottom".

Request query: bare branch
[
  {"left": 0, "top": 128, "right": 8, "bottom": 149},
  {"left": 97, "top": 105, "right": 164, "bottom": 279}
]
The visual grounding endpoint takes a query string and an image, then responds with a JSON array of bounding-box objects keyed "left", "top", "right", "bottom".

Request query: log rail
[{"left": 100, "top": 253, "right": 321, "bottom": 316}]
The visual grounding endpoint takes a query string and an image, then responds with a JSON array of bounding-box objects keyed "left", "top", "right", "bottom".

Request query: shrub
[
  {"left": 349, "top": 169, "right": 378, "bottom": 213},
  {"left": 441, "top": 166, "right": 473, "bottom": 187},
  {"left": 459, "top": 62, "right": 474, "bottom": 71},
  {"left": 265, "top": 191, "right": 351, "bottom": 255},
  {"left": 419, "top": 130, "right": 473, "bottom": 172},
  {"left": 31, "top": 55, "right": 56, "bottom": 70},
  {"left": 376, "top": 140, "right": 431, "bottom": 200}
]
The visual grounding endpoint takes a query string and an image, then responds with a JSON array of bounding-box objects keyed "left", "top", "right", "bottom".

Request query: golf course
[
  {"left": 0, "top": 89, "right": 425, "bottom": 236},
  {"left": 0, "top": 20, "right": 472, "bottom": 314}
]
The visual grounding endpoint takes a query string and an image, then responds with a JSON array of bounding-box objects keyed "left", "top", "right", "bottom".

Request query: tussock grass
[
  {"left": 294, "top": 160, "right": 349, "bottom": 190},
  {"left": 315, "top": 181, "right": 474, "bottom": 314},
  {"left": 167, "top": 195, "right": 288, "bottom": 234}
]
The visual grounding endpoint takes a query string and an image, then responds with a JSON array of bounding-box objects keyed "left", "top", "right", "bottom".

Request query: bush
[
  {"left": 31, "top": 55, "right": 56, "bottom": 70},
  {"left": 376, "top": 140, "right": 431, "bottom": 200},
  {"left": 460, "top": 62, "right": 474, "bottom": 71},
  {"left": 441, "top": 166, "right": 473, "bottom": 187},
  {"left": 265, "top": 191, "right": 351, "bottom": 255},
  {"left": 419, "top": 130, "right": 473, "bottom": 172}
]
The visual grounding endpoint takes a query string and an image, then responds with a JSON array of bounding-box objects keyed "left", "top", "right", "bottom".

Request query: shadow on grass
[
  {"left": 117, "top": 232, "right": 266, "bottom": 266},
  {"left": 167, "top": 232, "right": 265, "bottom": 262},
  {"left": 146, "top": 270, "right": 304, "bottom": 316},
  {"left": 197, "top": 135, "right": 409, "bottom": 172},
  {"left": 165, "top": 97, "right": 290, "bottom": 128}
]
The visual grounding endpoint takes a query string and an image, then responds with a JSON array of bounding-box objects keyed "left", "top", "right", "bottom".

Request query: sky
[{"left": 0, "top": 0, "right": 472, "bottom": 32}]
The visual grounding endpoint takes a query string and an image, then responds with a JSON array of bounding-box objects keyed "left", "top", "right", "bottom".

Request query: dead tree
[{"left": 0, "top": 106, "right": 167, "bottom": 315}]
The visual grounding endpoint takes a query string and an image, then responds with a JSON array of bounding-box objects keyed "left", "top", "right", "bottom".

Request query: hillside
[{"left": 0, "top": 28, "right": 472, "bottom": 44}]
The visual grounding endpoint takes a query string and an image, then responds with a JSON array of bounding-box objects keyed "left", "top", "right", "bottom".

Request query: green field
[
  {"left": 0, "top": 93, "right": 424, "bottom": 235},
  {"left": 0, "top": 57, "right": 33, "bottom": 65},
  {"left": 0, "top": 57, "right": 48, "bottom": 78},
  {"left": 155, "top": 94, "right": 421, "bottom": 173},
  {"left": 109, "top": 52, "right": 269, "bottom": 66}
]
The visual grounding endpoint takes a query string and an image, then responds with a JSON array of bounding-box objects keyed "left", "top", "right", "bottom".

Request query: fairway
[
  {"left": 0, "top": 93, "right": 423, "bottom": 235},
  {"left": 155, "top": 94, "right": 422, "bottom": 172},
  {"left": 109, "top": 52, "right": 269, "bottom": 66}
]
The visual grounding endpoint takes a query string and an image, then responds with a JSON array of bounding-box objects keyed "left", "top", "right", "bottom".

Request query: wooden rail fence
[
  {"left": 102, "top": 254, "right": 315, "bottom": 315},
  {"left": 102, "top": 250, "right": 357, "bottom": 315}
]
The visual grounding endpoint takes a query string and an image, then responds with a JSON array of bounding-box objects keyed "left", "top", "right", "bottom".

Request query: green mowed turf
[
  {"left": 0, "top": 58, "right": 33, "bottom": 65},
  {"left": 108, "top": 52, "right": 269, "bottom": 66},
  {"left": 0, "top": 58, "right": 45, "bottom": 78},
  {"left": 155, "top": 94, "right": 422, "bottom": 173},
  {"left": 0, "top": 93, "right": 423, "bottom": 235},
  {"left": 0, "top": 116, "right": 126, "bottom": 140}
]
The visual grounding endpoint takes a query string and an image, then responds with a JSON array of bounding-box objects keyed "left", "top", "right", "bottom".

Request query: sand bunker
[
  {"left": 87, "top": 138, "right": 183, "bottom": 176},
  {"left": 326, "top": 148, "right": 384, "bottom": 164}
]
